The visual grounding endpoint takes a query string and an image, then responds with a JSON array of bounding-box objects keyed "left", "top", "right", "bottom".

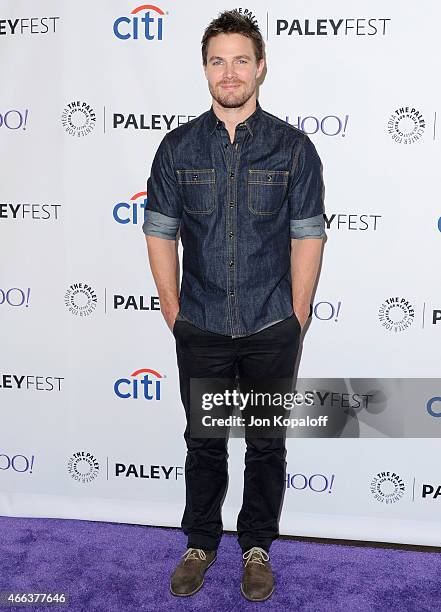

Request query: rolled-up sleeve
[
  {"left": 142, "top": 134, "right": 182, "bottom": 240},
  {"left": 289, "top": 134, "right": 326, "bottom": 240}
]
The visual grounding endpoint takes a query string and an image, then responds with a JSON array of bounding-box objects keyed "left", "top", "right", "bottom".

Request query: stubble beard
[{"left": 209, "top": 80, "right": 256, "bottom": 109}]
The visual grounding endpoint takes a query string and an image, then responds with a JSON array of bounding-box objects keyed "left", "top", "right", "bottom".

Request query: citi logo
[
  {"left": 113, "top": 191, "right": 147, "bottom": 224},
  {"left": 113, "top": 5, "right": 166, "bottom": 40},
  {"left": 114, "top": 368, "right": 164, "bottom": 400}
]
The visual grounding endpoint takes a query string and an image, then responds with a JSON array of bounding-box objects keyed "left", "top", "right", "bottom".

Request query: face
[{"left": 204, "top": 33, "right": 265, "bottom": 109}]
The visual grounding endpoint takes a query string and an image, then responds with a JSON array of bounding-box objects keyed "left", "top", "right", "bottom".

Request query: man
[{"left": 143, "top": 9, "right": 326, "bottom": 602}]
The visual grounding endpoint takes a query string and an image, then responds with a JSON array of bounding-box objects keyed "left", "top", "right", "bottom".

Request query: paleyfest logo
[
  {"left": 378, "top": 297, "right": 415, "bottom": 333},
  {"left": 113, "top": 5, "right": 166, "bottom": 40},
  {"left": 370, "top": 471, "right": 405, "bottom": 504},
  {"left": 387, "top": 107, "right": 425, "bottom": 144},
  {"left": 61, "top": 101, "right": 96, "bottom": 137},
  {"left": 64, "top": 282, "right": 98, "bottom": 317},
  {"left": 67, "top": 451, "right": 99, "bottom": 484}
]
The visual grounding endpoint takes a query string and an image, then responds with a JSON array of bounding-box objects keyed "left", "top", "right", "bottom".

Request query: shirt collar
[{"left": 207, "top": 99, "right": 262, "bottom": 137}]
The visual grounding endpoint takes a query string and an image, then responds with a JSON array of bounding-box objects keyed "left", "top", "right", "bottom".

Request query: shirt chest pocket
[
  {"left": 176, "top": 168, "right": 216, "bottom": 214},
  {"left": 248, "top": 169, "right": 289, "bottom": 215}
]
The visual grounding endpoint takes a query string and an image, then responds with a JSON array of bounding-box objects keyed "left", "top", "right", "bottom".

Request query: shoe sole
[
  {"left": 240, "top": 582, "right": 275, "bottom": 602},
  {"left": 169, "top": 554, "right": 217, "bottom": 597}
]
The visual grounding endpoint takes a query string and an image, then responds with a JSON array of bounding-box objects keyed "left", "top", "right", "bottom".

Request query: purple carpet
[{"left": 0, "top": 516, "right": 440, "bottom": 611}]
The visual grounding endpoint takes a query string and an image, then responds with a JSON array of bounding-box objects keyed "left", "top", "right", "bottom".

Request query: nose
[{"left": 222, "top": 61, "right": 237, "bottom": 79}]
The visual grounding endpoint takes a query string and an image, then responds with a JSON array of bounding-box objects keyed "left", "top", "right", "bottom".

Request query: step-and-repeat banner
[{"left": 1, "top": 1, "right": 440, "bottom": 546}]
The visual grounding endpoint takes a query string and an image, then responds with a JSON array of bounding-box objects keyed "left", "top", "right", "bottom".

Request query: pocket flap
[
  {"left": 176, "top": 169, "right": 215, "bottom": 184},
  {"left": 248, "top": 169, "right": 289, "bottom": 185}
]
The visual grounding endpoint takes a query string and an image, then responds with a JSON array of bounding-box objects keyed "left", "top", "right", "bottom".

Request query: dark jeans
[{"left": 173, "top": 314, "right": 301, "bottom": 554}]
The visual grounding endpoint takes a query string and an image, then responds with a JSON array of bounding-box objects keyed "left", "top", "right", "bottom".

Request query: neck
[{"left": 212, "top": 96, "right": 257, "bottom": 130}]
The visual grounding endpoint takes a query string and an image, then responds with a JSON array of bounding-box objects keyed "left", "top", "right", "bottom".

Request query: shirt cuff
[
  {"left": 142, "top": 210, "right": 180, "bottom": 240},
  {"left": 290, "top": 214, "right": 326, "bottom": 239}
]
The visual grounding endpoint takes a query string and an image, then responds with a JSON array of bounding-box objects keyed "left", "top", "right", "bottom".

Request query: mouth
[{"left": 220, "top": 83, "right": 241, "bottom": 90}]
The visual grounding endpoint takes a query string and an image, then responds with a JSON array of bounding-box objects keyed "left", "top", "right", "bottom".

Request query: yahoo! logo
[
  {"left": 286, "top": 472, "right": 335, "bottom": 493},
  {"left": 0, "top": 453, "right": 35, "bottom": 473},
  {"left": 427, "top": 397, "right": 441, "bottom": 417},
  {"left": 311, "top": 301, "right": 341, "bottom": 322},
  {"left": 0, "top": 287, "right": 31, "bottom": 307},
  {"left": 114, "top": 368, "right": 164, "bottom": 400},
  {"left": 113, "top": 191, "right": 147, "bottom": 224},
  {"left": 0, "top": 109, "right": 29, "bottom": 130},
  {"left": 114, "top": 5, "right": 166, "bottom": 40},
  {"left": 285, "top": 114, "right": 349, "bottom": 137}
]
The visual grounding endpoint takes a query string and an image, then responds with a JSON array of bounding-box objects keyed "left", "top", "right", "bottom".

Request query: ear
[{"left": 256, "top": 58, "right": 265, "bottom": 79}]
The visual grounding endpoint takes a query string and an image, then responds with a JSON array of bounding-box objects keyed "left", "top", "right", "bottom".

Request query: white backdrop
[{"left": 1, "top": 0, "right": 441, "bottom": 546}]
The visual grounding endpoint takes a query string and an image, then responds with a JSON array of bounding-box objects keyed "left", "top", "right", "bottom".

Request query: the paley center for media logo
[
  {"left": 387, "top": 107, "right": 425, "bottom": 144},
  {"left": 61, "top": 101, "right": 96, "bottom": 137},
  {"left": 64, "top": 282, "right": 98, "bottom": 317},
  {"left": 370, "top": 471, "right": 405, "bottom": 504},
  {"left": 378, "top": 297, "right": 415, "bottom": 333},
  {"left": 67, "top": 451, "right": 99, "bottom": 484}
]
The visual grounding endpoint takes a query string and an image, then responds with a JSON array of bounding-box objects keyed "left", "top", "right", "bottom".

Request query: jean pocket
[
  {"left": 176, "top": 168, "right": 216, "bottom": 214},
  {"left": 248, "top": 169, "right": 289, "bottom": 215}
]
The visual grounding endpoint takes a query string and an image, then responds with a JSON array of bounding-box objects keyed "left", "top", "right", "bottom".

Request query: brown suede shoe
[
  {"left": 240, "top": 546, "right": 275, "bottom": 602},
  {"left": 170, "top": 548, "right": 217, "bottom": 597}
]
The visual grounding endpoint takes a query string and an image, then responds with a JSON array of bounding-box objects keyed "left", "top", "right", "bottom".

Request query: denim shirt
[{"left": 143, "top": 99, "right": 326, "bottom": 338}]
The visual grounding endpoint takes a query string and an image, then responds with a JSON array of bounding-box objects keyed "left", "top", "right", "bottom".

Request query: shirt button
[
  {"left": 230, "top": 172, "right": 234, "bottom": 179},
  {"left": 229, "top": 290, "right": 235, "bottom": 296},
  {"left": 229, "top": 231, "right": 234, "bottom": 238},
  {"left": 267, "top": 174, "right": 272, "bottom": 181},
  {"left": 229, "top": 202, "right": 235, "bottom": 208},
  {"left": 229, "top": 260, "right": 234, "bottom": 267}
]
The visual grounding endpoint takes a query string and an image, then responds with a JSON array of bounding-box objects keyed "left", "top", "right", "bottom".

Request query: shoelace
[
  {"left": 243, "top": 546, "right": 270, "bottom": 567},
  {"left": 182, "top": 548, "right": 207, "bottom": 562}
]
